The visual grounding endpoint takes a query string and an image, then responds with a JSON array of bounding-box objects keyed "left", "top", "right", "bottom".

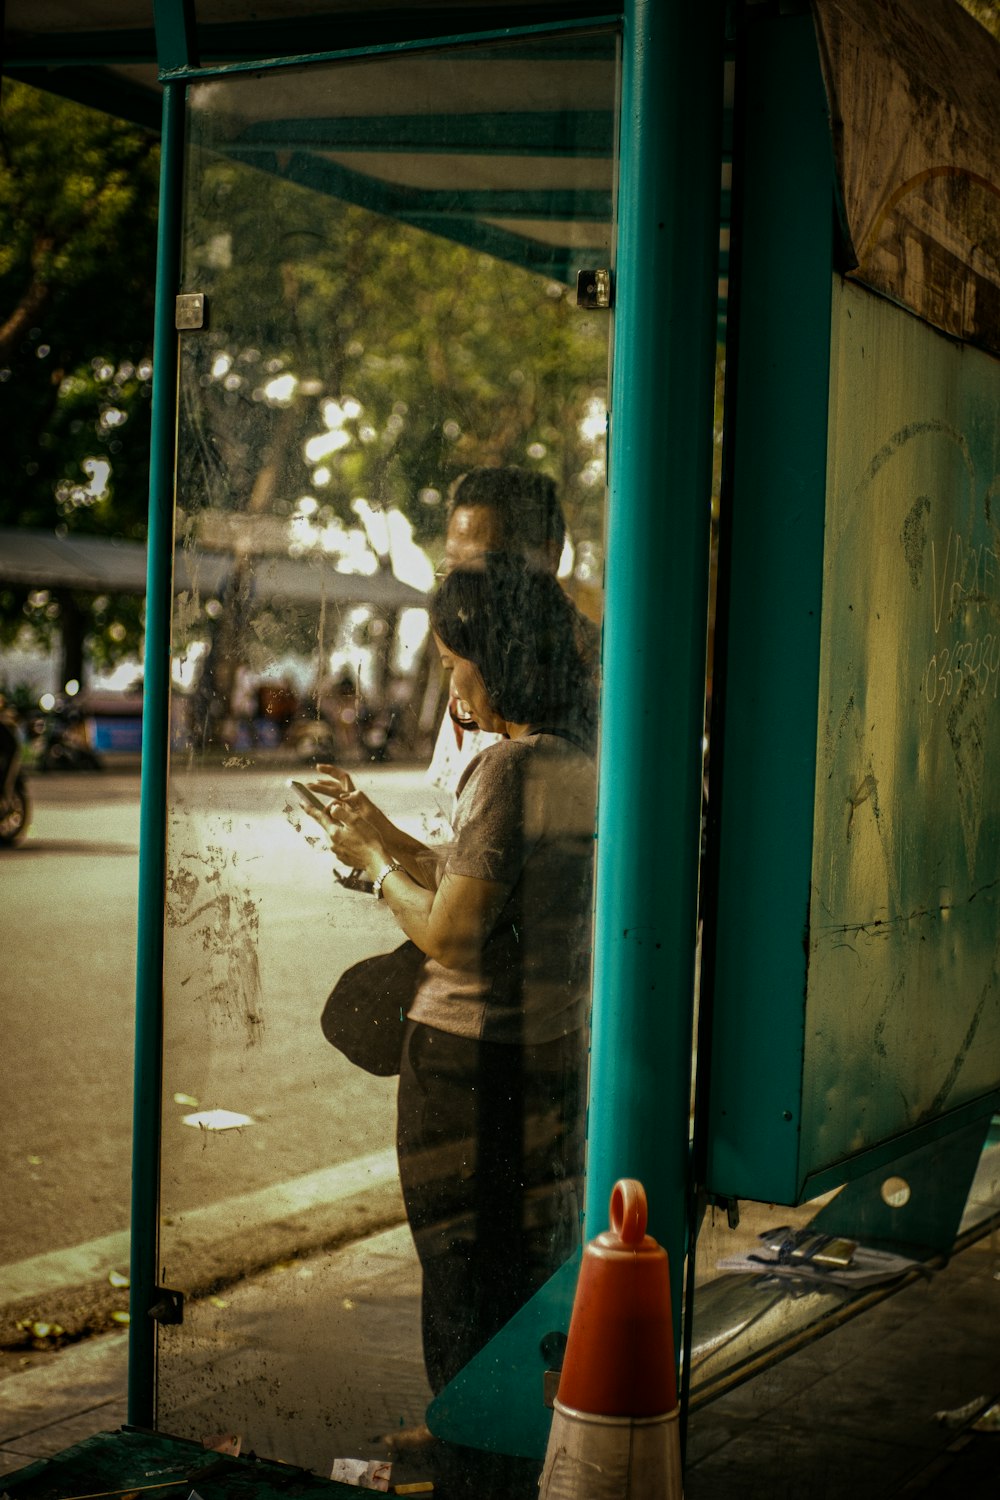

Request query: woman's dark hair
[{"left": 430, "top": 553, "right": 596, "bottom": 746}]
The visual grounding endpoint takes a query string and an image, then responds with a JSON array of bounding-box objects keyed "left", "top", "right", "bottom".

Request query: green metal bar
[
  {"left": 153, "top": 0, "right": 197, "bottom": 72},
  {"left": 158, "top": 15, "right": 620, "bottom": 82},
  {"left": 127, "top": 77, "right": 185, "bottom": 1428},
  {"left": 236, "top": 111, "right": 616, "bottom": 157},
  {"left": 198, "top": 22, "right": 621, "bottom": 67},
  {"left": 5, "top": 11, "right": 621, "bottom": 71},
  {"left": 231, "top": 146, "right": 611, "bottom": 220},
  {"left": 587, "top": 0, "right": 724, "bottom": 1371},
  {"left": 702, "top": 12, "right": 835, "bottom": 1207},
  {"left": 225, "top": 147, "right": 588, "bottom": 284}
]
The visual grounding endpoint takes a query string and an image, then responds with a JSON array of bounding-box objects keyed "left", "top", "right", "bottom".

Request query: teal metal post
[
  {"left": 587, "top": 0, "right": 724, "bottom": 1363},
  {"left": 128, "top": 77, "right": 185, "bottom": 1426}
]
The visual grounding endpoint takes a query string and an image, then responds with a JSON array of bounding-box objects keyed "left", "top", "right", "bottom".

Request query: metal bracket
[
  {"left": 148, "top": 1286, "right": 185, "bottom": 1324},
  {"left": 576, "top": 269, "right": 613, "bottom": 310},
  {"left": 175, "top": 292, "right": 207, "bottom": 331},
  {"left": 706, "top": 1193, "right": 742, "bottom": 1230}
]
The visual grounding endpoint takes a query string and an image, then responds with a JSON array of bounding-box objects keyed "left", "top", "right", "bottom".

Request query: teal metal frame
[
  {"left": 701, "top": 10, "right": 836, "bottom": 1208},
  {"left": 128, "top": 0, "right": 725, "bottom": 1430},
  {"left": 127, "top": 13, "right": 193, "bottom": 1428},
  {"left": 154, "top": 15, "right": 621, "bottom": 83},
  {"left": 587, "top": 0, "right": 724, "bottom": 1348}
]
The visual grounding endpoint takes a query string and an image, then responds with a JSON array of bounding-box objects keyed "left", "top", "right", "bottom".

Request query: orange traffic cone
[{"left": 539, "top": 1178, "right": 683, "bottom": 1499}]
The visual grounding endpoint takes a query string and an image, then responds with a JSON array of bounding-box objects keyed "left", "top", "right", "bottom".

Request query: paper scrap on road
[
  {"left": 182, "top": 1109, "right": 254, "bottom": 1131},
  {"left": 935, "top": 1395, "right": 989, "bottom": 1428},
  {"left": 201, "top": 1433, "right": 242, "bottom": 1456},
  {"left": 173, "top": 1092, "right": 200, "bottom": 1107},
  {"left": 973, "top": 1401, "right": 1000, "bottom": 1431},
  {"left": 330, "top": 1458, "right": 391, "bottom": 1491}
]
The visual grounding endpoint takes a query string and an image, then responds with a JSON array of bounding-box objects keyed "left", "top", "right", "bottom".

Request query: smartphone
[
  {"left": 288, "top": 778, "right": 327, "bottom": 814},
  {"left": 286, "top": 779, "right": 374, "bottom": 894}
]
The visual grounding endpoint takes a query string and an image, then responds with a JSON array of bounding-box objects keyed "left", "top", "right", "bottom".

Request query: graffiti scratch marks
[
  {"left": 945, "top": 677, "right": 986, "bottom": 882},
  {"left": 901, "top": 494, "right": 931, "bottom": 589},
  {"left": 846, "top": 771, "right": 880, "bottom": 841},
  {"left": 166, "top": 839, "right": 265, "bottom": 1047}
]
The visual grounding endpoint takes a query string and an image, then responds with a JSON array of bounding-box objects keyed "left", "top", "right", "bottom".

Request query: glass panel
[{"left": 158, "top": 32, "right": 616, "bottom": 1483}]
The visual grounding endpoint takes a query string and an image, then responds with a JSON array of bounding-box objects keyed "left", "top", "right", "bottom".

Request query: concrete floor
[{"left": 2, "top": 1225, "right": 998, "bottom": 1497}]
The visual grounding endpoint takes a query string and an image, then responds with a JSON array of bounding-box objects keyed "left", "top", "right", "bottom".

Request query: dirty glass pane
[{"left": 158, "top": 32, "right": 616, "bottom": 1479}]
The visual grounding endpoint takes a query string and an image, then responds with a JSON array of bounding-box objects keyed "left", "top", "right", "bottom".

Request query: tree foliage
[
  {"left": 0, "top": 80, "right": 159, "bottom": 670},
  {"left": 177, "top": 149, "right": 609, "bottom": 555},
  {"left": 957, "top": 0, "right": 1000, "bottom": 38},
  {"left": 1, "top": 80, "right": 611, "bottom": 690}
]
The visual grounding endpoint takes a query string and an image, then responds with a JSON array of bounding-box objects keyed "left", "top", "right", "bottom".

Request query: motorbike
[
  {"left": 0, "top": 770, "right": 30, "bottom": 846},
  {"left": 27, "top": 700, "right": 103, "bottom": 772},
  {"left": 0, "top": 708, "right": 29, "bottom": 845}
]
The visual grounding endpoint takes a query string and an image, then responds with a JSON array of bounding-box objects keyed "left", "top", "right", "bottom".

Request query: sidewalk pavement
[{"left": 2, "top": 1225, "right": 998, "bottom": 1497}]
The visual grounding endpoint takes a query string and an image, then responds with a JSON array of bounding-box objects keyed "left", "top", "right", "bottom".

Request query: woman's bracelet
[{"left": 372, "top": 861, "right": 403, "bottom": 899}]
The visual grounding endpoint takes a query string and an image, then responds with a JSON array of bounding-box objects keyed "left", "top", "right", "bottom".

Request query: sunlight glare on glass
[
  {"left": 386, "top": 509, "right": 434, "bottom": 592},
  {"left": 579, "top": 397, "right": 607, "bottom": 444},
  {"left": 83, "top": 458, "right": 111, "bottom": 496},
  {"left": 304, "top": 428, "right": 351, "bottom": 463},
  {"left": 263, "top": 373, "right": 298, "bottom": 405}
]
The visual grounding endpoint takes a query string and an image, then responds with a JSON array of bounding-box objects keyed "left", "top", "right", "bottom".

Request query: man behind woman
[{"left": 307, "top": 472, "right": 600, "bottom": 1497}]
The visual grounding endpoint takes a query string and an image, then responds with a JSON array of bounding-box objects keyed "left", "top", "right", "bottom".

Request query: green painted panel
[
  {"left": 802, "top": 278, "right": 1000, "bottom": 1178},
  {"left": 703, "top": 12, "right": 834, "bottom": 1204},
  {"left": 705, "top": 11, "right": 1000, "bottom": 1208}
]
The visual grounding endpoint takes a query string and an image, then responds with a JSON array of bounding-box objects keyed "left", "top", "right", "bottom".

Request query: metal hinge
[
  {"left": 148, "top": 1286, "right": 185, "bottom": 1324},
  {"left": 175, "top": 293, "right": 207, "bottom": 331},
  {"left": 576, "top": 269, "right": 613, "bottom": 310}
]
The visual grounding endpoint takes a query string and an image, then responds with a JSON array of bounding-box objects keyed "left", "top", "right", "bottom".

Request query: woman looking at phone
[{"left": 305, "top": 552, "right": 597, "bottom": 1400}]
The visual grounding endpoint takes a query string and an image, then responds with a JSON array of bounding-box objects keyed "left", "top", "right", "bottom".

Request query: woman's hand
[
  {"left": 306, "top": 764, "right": 435, "bottom": 889},
  {"left": 304, "top": 783, "right": 387, "bottom": 881},
  {"left": 309, "top": 764, "right": 391, "bottom": 842}
]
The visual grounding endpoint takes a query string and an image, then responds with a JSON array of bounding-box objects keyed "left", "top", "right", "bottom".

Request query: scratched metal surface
[{"left": 802, "top": 277, "right": 1000, "bottom": 1173}]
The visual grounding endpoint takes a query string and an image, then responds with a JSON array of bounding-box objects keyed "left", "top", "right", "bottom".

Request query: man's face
[
  {"left": 442, "top": 504, "right": 506, "bottom": 574},
  {"left": 443, "top": 503, "right": 560, "bottom": 576}
]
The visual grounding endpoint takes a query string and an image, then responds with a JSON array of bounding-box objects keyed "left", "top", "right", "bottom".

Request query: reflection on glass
[{"left": 159, "top": 31, "right": 615, "bottom": 1481}]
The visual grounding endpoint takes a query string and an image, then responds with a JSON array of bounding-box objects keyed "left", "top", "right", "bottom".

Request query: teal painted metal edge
[
  {"left": 702, "top": 12, "right": 835, "bottom": 1206},
  {"left": 153, "top": 0, "right": 197, "bottom": 73},
  {"left": 235, "top": 111, "right": 614, "bottom": 155},
  {"left": 800, "top": 1089, "right": 1000, "bottom": 1202},
  {"left": 588, "top": 0, "right": 725, "bottom": 1364},
  {"left": 127, "top": 78, "right": 184, "bottom": 1428},
  {"left": 247, "top": 144, "right": 612, "bottom": 220},
  {"left": 157, "top": 15, "right": 620, "bottom": 82}
]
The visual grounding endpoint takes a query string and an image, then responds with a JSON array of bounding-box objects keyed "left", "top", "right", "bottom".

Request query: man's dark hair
[
  {"left": 431, "top": 553, "right": 595, "bottom": 746},
  {"left": 448, "top": 466, "right": 566, "bottom": 555}
]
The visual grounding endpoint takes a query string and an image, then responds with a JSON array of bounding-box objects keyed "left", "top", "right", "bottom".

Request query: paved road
[{"left": 0, "top": 761, "right": 440, "bottom": 1274}]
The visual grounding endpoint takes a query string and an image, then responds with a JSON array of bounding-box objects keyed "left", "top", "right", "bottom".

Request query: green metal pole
[
  {"left": 586, "top": 0, "right": 724, "bottom": 1364},
  {"left": 127, "top": 77, "right": 185, "bottom": 1427}
]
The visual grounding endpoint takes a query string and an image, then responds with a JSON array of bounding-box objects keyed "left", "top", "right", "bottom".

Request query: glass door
[{"left": 157, "top": 28, "right": 618, "bottom": 1480}]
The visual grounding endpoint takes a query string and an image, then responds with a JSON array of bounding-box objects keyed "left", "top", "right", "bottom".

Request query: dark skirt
[{"left": 396, "top": 1019, "right": 587, "bottom": 1395}]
